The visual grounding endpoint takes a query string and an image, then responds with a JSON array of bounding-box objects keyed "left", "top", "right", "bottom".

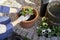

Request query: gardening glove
[
  {"left": 11, "top": 14, "right": 31, "bottom": 26},
  {"left": 0, "top": 24, "right": 7, "bottom": 34},
  {"left": 18, "top": 14, "right": 31, "bottom": 22}
]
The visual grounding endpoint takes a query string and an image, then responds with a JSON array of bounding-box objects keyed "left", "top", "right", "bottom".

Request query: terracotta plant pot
[{"left": 17, "top": 6, "right": 38, "bottom": 28}]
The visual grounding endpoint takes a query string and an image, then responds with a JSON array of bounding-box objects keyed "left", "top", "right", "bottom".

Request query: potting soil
[{"left": 27, "top": 14, "right": 35, "bottom": 21}]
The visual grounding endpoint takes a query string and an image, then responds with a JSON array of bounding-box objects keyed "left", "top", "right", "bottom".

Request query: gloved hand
[
  {"left": 0, "top": 24, "right": 6, "bottom": 34},
  {"left": 17, "top": 14, "right": 31, "bottom": 22},
  {"left": 12, "top": 14, "right": 31, "bottom": 26}
]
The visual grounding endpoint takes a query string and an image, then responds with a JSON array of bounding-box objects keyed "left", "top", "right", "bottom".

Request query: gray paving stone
[
  {"left": 51, "top": 37, "right": 58, "bottom": 40},
  {"left": 26, "top": 26, "right": 35, "bottom": 32},
  {"left": 39, "top": 36, "right": 46, "bottom": 40},
  {"left": 26, "top": 32, "right": 34, "bottom": 39},
  {"left": 57, "top": 37, "right": 60, "bottom": 40},
  {"left": 33, "top": 34, "right": 38, "bottom": 40},
  {"left": 13, "top": 27, "right": 18, "bottom": 32},
  {"left": 16, "top": 29, "right": 22, "bottom": 35},
  {"left": 57, "top": 0, "right": 60, "bottom": 1},
  {"left": 16, "top": 0, "right": 25, "bottom": 5},
  {"left": 20, "top": 30, "right": 28, "bottom": 37},
  {"left": 46, "top": 38, "right": 51, "bottom": 40}
]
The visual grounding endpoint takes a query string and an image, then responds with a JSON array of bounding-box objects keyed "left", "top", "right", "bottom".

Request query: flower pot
[
  {"left": 17, "top": 6, "right": 38, "bottom": 28},
  {"left": 45, "top": 1, "right": 60, "bottom": 25}
]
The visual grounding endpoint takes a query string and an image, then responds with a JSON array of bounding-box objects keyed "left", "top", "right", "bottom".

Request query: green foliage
[
  {"left": 37, "top": 17, "right": 60, "bottom": 37},
  {"left": 20, "top": 8, "right": 33, "bottom": 16},
  {"left": 52, "top": 26, "right": 60, "bottom": 36},
  {"left": 37, "top": 17, "right": 50, "bottom": 36},
  {"left": 37, "top": 28, "right": 42, "bottom": 34},
  {"left": 23, "top": 36, "right": 30, "bottom": 40}
]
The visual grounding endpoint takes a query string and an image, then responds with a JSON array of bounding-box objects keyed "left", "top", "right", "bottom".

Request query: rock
[
  {"left": 51, "top": 37, "right": 58, "bottom": 40},
  {"left": 20, "top": 30, "right": 27, "bottom": 37},
  {"left": 39, "top": 36, "right": 46, "bottom": 40},
  {"left": 26, "top": 32, "right": 34, "bottom": 39},
  {"left": 46, "top": 38, "right": 51, "bottom": 40},
  {"left": 33, "top": 34, "right": 38, "bottom": 40}
]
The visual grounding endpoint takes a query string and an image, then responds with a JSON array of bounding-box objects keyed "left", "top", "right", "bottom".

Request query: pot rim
[
  {"left": 20, "top": 6, "right": 38, "bottom": 23},
  {"left": 47, "top": 1, "right": 60, "bottom": 19}
]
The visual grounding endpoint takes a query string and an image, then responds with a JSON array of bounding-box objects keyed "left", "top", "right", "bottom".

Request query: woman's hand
[
  {"left": 11, "top": 14, "right": 30, "bottom": 26},
  {"left": 17, "top": 14, "right": 31, "bottom": 22}
]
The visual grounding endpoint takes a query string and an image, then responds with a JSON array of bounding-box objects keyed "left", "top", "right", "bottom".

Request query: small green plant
[
  {"left": 23, "top": 36, "right": 30, "bottom": 40},
  {"left": 37, "top": 17, "right": 51, "bottom": 37},
  {"left": 20, "top": 7, "right": 33, "bottom": 16},
  {"left": 37, "top": 17, "right": 60, "bottom": 37}
]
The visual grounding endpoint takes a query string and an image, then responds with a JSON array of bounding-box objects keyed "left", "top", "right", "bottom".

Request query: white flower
[
  {"left": 37, "top": 27, "right": 39, "bottom": 29},
  {"left": 42, "top": 17, "right": 46, "bottom": 21},
  {"left": 42, "top": 30, "right": 46, "bottom": 33},
  {"left": 43, "top": 23, "right": 48, "bottom": 27},
  {"left": 47, "top": 28, "right": 51, "bottom": 32}
]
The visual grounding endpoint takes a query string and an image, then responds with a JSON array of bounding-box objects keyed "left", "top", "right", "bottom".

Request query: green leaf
[
  {"left": 20, "top": 8, "right": 33, "bottom": 16},
  {"left": 56, "top": 32, "right": 60, "bottom": 36},
  {"left": 28, "top": 8, "right": 33, "bottom": 11},
  {"left": 37, "top": 29, "right": 42, "bottom": 34},
  {"left": 23, "top": 37, "right": 30, "bottom": 40}
]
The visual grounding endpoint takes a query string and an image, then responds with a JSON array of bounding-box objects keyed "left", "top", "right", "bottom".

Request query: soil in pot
[
  {"left": 18, "top": 11, "right": 35, "bottom": 21},
  {"left": 27, "top": 14, "right": 35, "bottom": 21}
]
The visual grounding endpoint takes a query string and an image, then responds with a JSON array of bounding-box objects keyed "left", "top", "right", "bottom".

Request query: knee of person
[{"left": 0, "top": 13, "right": 3, "bottom": 16}]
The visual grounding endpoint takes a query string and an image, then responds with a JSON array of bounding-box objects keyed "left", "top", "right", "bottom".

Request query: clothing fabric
[
  {"left": 0, "top": 6, "right": 10, "bottom": 14},
  {"left": 0, "top": 23, "right": 13, "bottom": 40}
]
